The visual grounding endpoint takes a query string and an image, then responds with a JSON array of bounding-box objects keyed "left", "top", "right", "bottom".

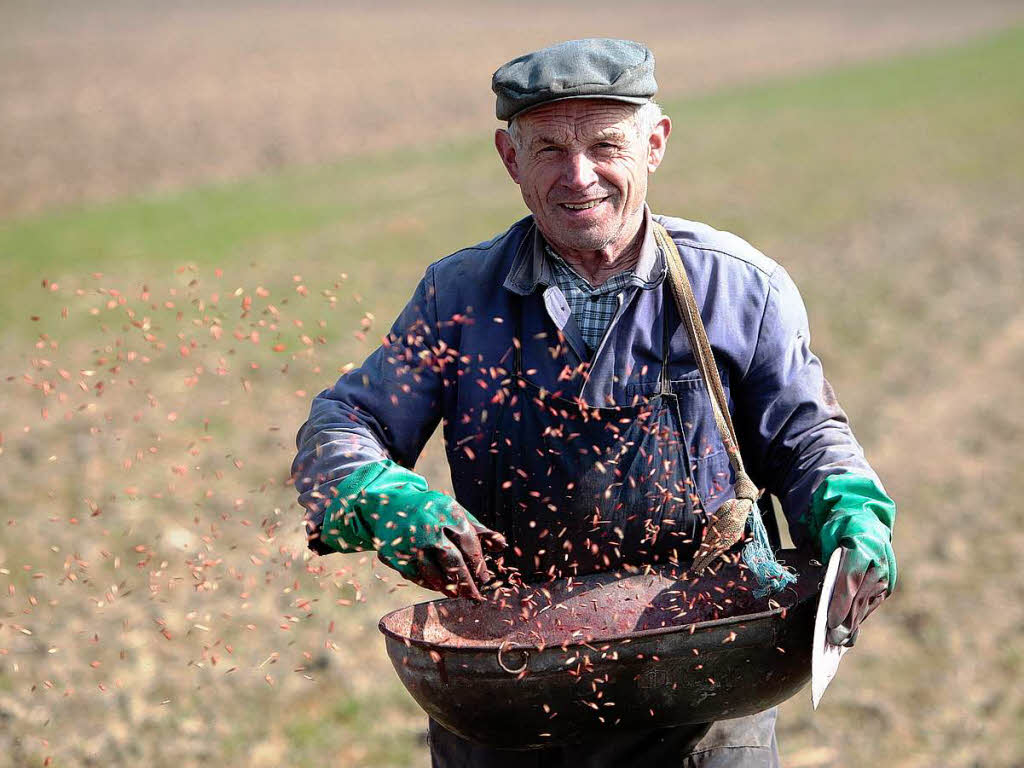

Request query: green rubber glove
[
  {"left": 319, "top": 460, "right": 506, "bottom": 599},
  {"left": 808, "top": 472, "right": 897, "bottom": 645}
]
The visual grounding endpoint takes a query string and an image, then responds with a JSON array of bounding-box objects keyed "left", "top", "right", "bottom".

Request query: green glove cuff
[
  {"left": 318, "top": 460, "right": 479, "bottom": 576},
  {"left": 808, "top": 472, "right": 898, "bottom": 594},
  {"left": 318, "top": 460, "right": 393, "bottom": 552}
]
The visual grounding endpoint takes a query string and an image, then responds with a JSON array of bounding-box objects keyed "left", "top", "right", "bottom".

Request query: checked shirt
[{"left": 545, "top": 244, "right": 650, "bottom": 355}]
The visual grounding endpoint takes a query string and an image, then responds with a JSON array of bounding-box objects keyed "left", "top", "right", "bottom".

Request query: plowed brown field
[
  {"left": 2, "top": 0, "right": 1021, "bottom": 218},
  {"left": 1, "top": 7, "right": 1023, "bottom": 768}
]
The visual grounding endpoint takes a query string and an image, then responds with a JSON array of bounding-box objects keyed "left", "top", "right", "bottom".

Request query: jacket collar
[{"left": 502, "top": 204, "right": 667, "bottom": 295}]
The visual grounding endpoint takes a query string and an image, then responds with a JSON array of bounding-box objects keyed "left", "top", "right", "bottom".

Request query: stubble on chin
[
  {"left": 553, "top": 225, "right": 610, "bottom": 253},
  {"left": 571, "top": 205, "right": 644, "bottom": 254}
]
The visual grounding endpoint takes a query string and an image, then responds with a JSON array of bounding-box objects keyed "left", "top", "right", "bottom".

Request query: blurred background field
[{"left": 1, "top": 2, "right": 1022, "bottom": 766}]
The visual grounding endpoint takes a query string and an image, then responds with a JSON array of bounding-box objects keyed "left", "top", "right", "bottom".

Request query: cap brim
[{"left": 506, "top": 94, "right": 650, "bottom": 122}]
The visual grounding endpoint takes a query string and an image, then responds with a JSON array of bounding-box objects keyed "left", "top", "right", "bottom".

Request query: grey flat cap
[{"left": 492, "top": 38, "right": 656, "bottom": 121}]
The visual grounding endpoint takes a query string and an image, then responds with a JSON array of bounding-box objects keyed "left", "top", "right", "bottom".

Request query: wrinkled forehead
[{"left": 514, "top": 99, "right": 641, "bottom": 146}]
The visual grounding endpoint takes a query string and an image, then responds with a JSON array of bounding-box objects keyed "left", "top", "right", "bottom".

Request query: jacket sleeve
[
  {"left": 734, "top": 264, "right": 883, "bottom": 551},
  {"left": 291, "top": 266, "right": 446, "bottom": 553}
]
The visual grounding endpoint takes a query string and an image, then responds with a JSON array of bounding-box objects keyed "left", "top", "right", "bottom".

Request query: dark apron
[
  {"left": 430, "top": 288, "right": 780, "bottom": 767},
  {"left": 484, "top": 297, "right": 700, "bottom": 581}
]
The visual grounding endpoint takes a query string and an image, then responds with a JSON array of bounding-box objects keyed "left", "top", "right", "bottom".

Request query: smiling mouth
[{"left": 560, "top": 198, "right": 607, "bottom": 211}]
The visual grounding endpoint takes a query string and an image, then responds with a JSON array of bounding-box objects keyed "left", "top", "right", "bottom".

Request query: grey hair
[{"left": 505, "top": 100, "right": 664, "bottom": 148}]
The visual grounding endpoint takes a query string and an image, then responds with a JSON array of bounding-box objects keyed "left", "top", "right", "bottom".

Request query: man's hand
[
  {"left": 401, "top": 507, "right": 507, "bottom": 601},
  {"left": 317, "top": 460, "right": 506, "bottom": 600},
  {"left": 826, "top": 545, "right": 888, "bottom": 646}
]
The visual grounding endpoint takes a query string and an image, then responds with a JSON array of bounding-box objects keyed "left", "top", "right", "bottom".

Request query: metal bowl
[{"left": 379, "top": 548, "right": 823, "bottom": 749}]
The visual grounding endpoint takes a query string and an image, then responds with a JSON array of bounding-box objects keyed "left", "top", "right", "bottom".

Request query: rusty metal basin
[{"left": 379, "top": 548, "right": 823, "bottom": 749}]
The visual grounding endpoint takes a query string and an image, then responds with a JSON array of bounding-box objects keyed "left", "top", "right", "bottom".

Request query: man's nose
[{"left": 561, "top": 152, "right": 599, "bottom": 189}]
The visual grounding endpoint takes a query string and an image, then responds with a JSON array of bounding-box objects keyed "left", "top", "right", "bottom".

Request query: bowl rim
[{"left": 378, "top": 578, "right": 818, "bottom": 654}]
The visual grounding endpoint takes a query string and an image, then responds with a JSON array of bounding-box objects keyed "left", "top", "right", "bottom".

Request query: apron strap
[
  {"left": 511, "top": 291, "right": 524, "bottom": 376},
  {"left": 658, "top": 292, "right": 672, "bottom": 395}
]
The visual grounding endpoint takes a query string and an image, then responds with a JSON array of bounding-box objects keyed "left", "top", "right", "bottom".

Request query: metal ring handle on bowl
[{"left": 497, "top": 640, "right": 529, "bottom": 675}]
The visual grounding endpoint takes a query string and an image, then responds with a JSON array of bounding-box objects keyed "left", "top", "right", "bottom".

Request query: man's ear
[
  {"left": 647, "top": 116, "right": 672, "bottom": 173},
  {"left": 495, "top": 129, "right": 521, "bottom": 184}
]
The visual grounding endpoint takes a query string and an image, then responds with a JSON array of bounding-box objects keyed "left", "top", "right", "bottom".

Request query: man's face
[{"left": 495, "top": 99, "right": 670, "bottom": 255}]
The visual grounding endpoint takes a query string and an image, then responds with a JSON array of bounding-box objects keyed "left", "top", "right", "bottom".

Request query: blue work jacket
[{"left": 292, "top": 207, "right": 878, "bottom": 555}]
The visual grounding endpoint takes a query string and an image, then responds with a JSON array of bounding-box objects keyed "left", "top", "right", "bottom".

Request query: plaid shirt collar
[
  {"left": 502, "top": 204, "right": 667, "bottom": 296},
  {"left": 545, "top": 246, "right": 649, "bottom": 295},
  {"left": 545, "top": 246, "right": 648, "bottom": 352}
]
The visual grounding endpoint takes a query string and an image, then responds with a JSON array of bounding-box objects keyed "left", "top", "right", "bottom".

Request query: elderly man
[{"left": 292, "top": 39, "right": 897, "bottom": 767}]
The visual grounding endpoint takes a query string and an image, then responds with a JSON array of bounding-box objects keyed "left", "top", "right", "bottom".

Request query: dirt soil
[
  {"left": 2, "top": 0, "right": 1021, "bottom": 219},
  {"left": 1, "top": 7, "right": 1023, "bottom": 768}
]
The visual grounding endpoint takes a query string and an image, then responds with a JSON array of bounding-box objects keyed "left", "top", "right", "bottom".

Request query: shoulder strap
[
  {"left": 652, "top": 219, "right": 751, "bottom": 483},
  {"left": 653, "top": 220, "right": 800, "bottom": 586}
]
